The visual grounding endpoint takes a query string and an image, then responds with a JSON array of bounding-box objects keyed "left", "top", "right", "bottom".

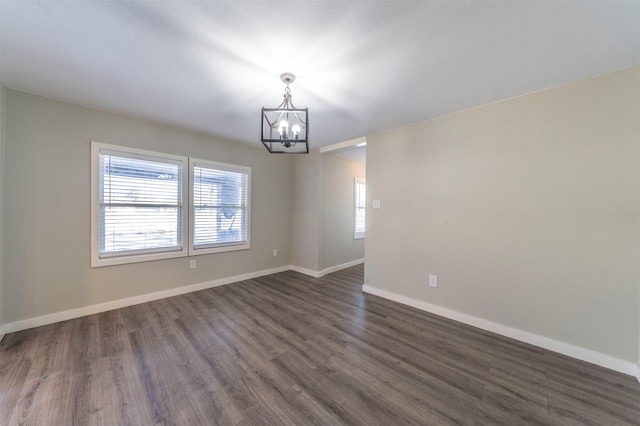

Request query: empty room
[{"left": 0, "top": 1, "right": 639, "bottom": 425}]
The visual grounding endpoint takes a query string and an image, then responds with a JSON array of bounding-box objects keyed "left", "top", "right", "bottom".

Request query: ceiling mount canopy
[{"left": 261, "top": 72, "right": 309, "bottom": 154}]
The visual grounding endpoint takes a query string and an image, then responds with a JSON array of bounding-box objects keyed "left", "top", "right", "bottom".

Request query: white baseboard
[
  {"left": 6, "top": 262, "right": 366, "bottom": 334},
  {"left": 289, "top": 265, "right": 323, "bottom": 278},
  {"left": 3, "top": 265, "right": 290, "bottom": 334},
  {"left": 362, "top": 285, "right": 639, "bottom": 378},
  {"left": 290, "top": 258, "right": 365, "bottom": 279},
  {"left": 320, "top": 258, "right": 364, "bottom": 276}
]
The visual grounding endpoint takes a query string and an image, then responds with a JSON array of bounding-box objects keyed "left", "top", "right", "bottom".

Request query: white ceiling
[{"left": 1, "top": 1, "right": 638, "bottom": 151}]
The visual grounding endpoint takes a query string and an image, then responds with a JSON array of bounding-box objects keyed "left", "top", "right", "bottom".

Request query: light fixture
[{"left": 261, "top": 73, "right": 309, "bottom": 154}]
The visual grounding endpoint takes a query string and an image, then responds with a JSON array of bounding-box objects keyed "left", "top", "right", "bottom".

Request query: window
[
  {"left": 354, "top": 177, "right": 366, "bottom": 239},
  {"left": 91, "top": 142, "right": 188, "bottom": 267},
  {"left": 190, "top": 158, "right": 251, "bottom": 255},
  {"left": 91, "top": 143, "right": 251, "bottom": 267}
]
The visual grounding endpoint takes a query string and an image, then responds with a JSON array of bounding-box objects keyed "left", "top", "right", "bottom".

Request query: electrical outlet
[
  {"left": 190, "top": 259, "right": 196, "bottom": 269},
  {"left": 428, "top": 274, "right": 438, "bottom": 287},
  {"left": 273, "top": 249, "right": 278, "bottom": 257}
]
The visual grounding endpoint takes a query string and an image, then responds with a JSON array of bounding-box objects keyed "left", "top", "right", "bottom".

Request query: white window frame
[
  {"left": 354, "top": 177, "right": 366, "bottom": 239},
  {"left": 91, "top": 142, "right": 188, "bottom": 267},
  {"left": 189, "top": 158, "right": 251, "bottom": 256}
]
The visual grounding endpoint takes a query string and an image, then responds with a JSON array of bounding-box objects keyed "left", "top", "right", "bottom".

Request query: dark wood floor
[{"left": 1, "top": 265, "right": 639, "bottom": 425}]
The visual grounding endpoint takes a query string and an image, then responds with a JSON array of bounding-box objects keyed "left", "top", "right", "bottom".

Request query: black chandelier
[{"left": 261, "top": 73, "right": 309, "bottom": 154}]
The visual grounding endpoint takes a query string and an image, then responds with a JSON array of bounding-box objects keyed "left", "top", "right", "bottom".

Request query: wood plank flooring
[{"left": 1, "top": 264, "right": 639, "bottom": 425}]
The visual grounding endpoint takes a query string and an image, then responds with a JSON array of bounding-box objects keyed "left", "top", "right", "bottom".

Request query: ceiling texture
[{"left": 1, "top": 1, "right": 638, "bottom": 151}]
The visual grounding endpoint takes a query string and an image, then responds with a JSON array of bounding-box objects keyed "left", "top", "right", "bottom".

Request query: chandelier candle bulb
[{"left": 279, "top": 120, "right": 288, "bottom": 134}]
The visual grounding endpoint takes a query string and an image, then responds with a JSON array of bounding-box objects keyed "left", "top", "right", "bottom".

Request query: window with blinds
[
  {"left": 354, "top": 177, "right": 366, "bottom": 239},
  {"left": 190, "top": 159, "right": 251, "bottom": 255},
  {"left": 91, "top": 142, "right": 187, "bottom": 267}
]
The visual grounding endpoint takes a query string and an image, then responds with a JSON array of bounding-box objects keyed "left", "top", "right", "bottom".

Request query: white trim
[
  {"left": 289, "top": 265, "right": 324, "bottom": 278},
  {"left": 90, "top": 141, "right": 189, "bottom": 268},
  {"left": 3, "top": 266, "right": 289, "bottom": 334},
  {"left": 3, "top": 263, "right": 362, "bottom": 334},
  {"left": 188, "top": 157, "right": 251, "bottom": 256},
  {"left": 636, "top": 367, "right": 640, "bottom": 384},
  {"left": 362, "top": 285, "right": 639, "bottom": 378},
  {"left": 320, "top": 258, "right": 364, "bottom": 276},
  {"left": 290, "top": 259, "right": 365, "bottom": 278},
  {"left": 0, "top": 326, "right": 5, "bottom": 342}
]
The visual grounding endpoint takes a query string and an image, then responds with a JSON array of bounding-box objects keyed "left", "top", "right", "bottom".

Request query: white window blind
[
  {"left": 99, "top": 151, "right": 184, "bottom": 256},
  {"left": 191, "top": 159, "right": 251, "bottom": 254},
  {"left": 354, "top": 178, "right": 366, "bottom": 239}
]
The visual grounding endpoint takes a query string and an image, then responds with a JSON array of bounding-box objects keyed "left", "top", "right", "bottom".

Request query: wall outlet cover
[{"left": 428, "top": 274, "right": 438, "bottom": 287}]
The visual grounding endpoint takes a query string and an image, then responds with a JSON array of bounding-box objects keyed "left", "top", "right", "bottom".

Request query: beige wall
[
  {"left": 0, "top": 85, "right": 5, "bottom": 335},
  {"left": 323, "top": 154, "right": 365, "bottom": 268},
  {"left": 4, "top": 90, "right": 293, "bottom": 323},
  {"left": 365, "top": 67, "right": 640, "bottom": 363},
  {"left": 290, "top": 152, "right": 324, "bottom": 272},
  {"left": 291, "top": 152, "right": 366, "bottom": 273}
]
